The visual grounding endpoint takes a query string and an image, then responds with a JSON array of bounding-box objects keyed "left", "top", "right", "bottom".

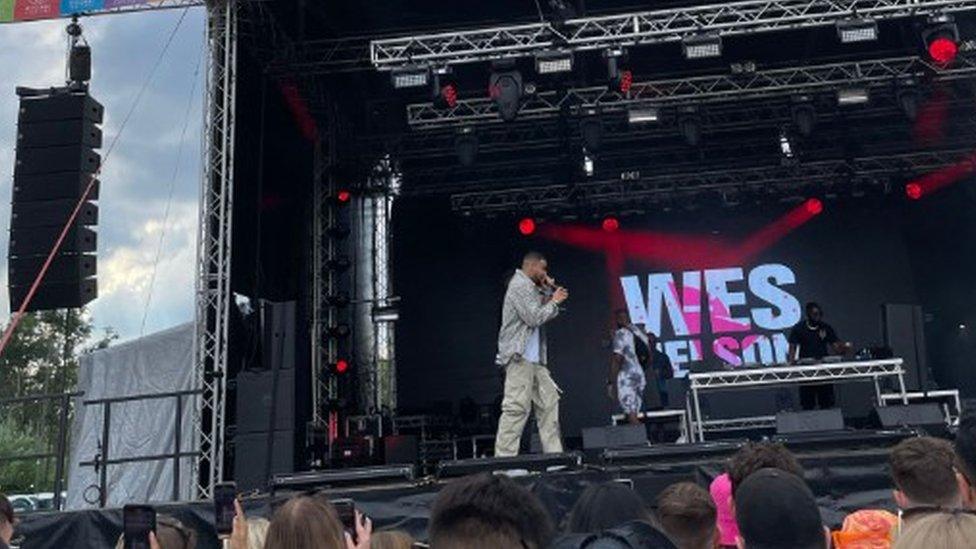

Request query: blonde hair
[
  {"left": 246, "top": 517, "right": 270, "bottom": 549},
  {"left": 893, "top": 511, "right": 976, "bottom": 549},
  {"left": 370, "top": 530, "right": 415, "bottom": 549}
]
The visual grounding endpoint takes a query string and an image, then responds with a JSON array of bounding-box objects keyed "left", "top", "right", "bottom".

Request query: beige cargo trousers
[{"left": 493, "top": 357, "right": 564, "bottom": 457}]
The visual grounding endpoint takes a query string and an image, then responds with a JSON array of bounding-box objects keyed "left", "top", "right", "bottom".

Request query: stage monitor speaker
[
  {"left": 776, "top": 408, "right": 845, "bottom": 435},
  {"left": 882, "top": 304, "right": 929, "bottom": 390},
  {"left": 9, "top": 278, "right": 96, "bottom": 312},
  {"left": 582, "top": 424, "right": 647, "bottom": 450},
  {"left": 871, "top": 404, "right": 945, "bottom": 432},
  {"left": 384, "top": 435, "right": 419, "bottom": 465},
  {"left": 233, "top": 430, "right": 294, "bottom": 492},
  {"left": 235, "top": 368, "right": 295, "bottom": 434}
]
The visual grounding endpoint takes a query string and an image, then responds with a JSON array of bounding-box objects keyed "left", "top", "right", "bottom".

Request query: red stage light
[
  {"left": 518, "top": 217, "right": 536, "bottom": 236},
  {"left": 441, "top": 84, "right": 458, "bottom": 108},
  {"left": 928, "top": 37, "right": 958, "bottom": 64},
  {"left": 804, "top": 198, "right": 823, "bottom": 215},
  {"left": 618, "top": 70, "right": 633, "bottom": 94},
  {"left": 336, "top": 359, "right": 349, "bottom": 374},
  {"left": 337, "top": 190, "right": 352, "bottom": 203},
  {"left": 602, "top": 216, "right": 620, "bottom": 232},
  {"left": 905, "top": 182, "right": 923, "bottom": 200}
]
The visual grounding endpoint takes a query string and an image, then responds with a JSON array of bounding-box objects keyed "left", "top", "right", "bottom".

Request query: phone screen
[
  {"left": 214, "top": 482, "right": 237, "bottom": 536},
  {"left": 332, "top": 499, "right": 356, "bottom": 542},
  {"left": 123, "top": 505, "right": 156, "bottom": 549}
]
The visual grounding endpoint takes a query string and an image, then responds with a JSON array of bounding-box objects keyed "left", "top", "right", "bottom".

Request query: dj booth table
[{"left": 687, "top": 359, "right": 908, "bottom": 442}]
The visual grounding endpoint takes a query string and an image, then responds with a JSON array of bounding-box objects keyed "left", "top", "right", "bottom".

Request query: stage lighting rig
[
  {"left": 682, "top": 33, "right": 722, "bottom": 60},
  {"left": 518, "top": 217, "right": 537, "bottom": 235},
  {"left": 921, "top": 14, "right": 959, "bottom": 64},
  {"left": 779, "top": 128, "right": 798, "bottom": 167},
  {"left": 431, "top": 68, "right": 457, "bottom": 109},
  {"left": 535, "top": 51, "right": 574, "bottom": 75},
  {"left": 836, "top": 18, "right": 878, "bottom": 43},
  {"left": 489, "top": 66, "right": 524, "bottom": 122},
  {"left": 837, "top": 86, "right": 869, "bottom": 106},
  {"left": 391, "top": 66, "right": 430, "bottom": 89},
  {"left": 604, "top": 48, "right": 632, "bottom": 94},
  {"left": 628, "top": 107, "right": 659, "bottom": 124}
]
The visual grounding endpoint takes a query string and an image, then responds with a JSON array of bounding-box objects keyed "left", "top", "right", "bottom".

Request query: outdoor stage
[{"left": 16, "top": 429, "right": 919, "bottom": 548}]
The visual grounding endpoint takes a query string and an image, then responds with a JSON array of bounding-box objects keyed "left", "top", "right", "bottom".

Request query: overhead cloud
[{"left": 0, "top": 7, "right": 206, "bottom": 341}]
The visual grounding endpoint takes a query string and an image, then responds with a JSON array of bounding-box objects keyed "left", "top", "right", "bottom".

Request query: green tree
[{"left": 0, "top": 309, "right": 116, "bottom": 494}]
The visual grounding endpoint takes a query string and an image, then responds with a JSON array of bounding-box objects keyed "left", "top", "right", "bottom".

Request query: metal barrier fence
[{"left": 0, "top": 391, "right": 82, "bottom": 511}]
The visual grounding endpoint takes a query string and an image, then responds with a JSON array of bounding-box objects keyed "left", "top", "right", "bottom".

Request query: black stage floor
[{"left": 16, "top": 429, "right": 916, "bottom": 549}]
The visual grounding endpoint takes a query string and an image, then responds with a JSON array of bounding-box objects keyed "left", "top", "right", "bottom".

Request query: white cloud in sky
[{"left": 0, "top": 7, "right": 206, "bottom": 342}]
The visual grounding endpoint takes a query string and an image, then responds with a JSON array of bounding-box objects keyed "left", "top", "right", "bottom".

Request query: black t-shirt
[{"left": 788, "top": 321, "right": 839, "bottom": 359}]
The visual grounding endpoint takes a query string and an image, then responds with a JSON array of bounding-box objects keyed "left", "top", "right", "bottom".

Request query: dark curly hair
[{"left": 727, "top": 441, "right": 803, "bottom": 495}]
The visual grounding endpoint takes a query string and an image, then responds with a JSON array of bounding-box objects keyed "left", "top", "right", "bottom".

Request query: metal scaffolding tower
[{"left": 193, "top": 0, "right": 237, "bottom": 499}]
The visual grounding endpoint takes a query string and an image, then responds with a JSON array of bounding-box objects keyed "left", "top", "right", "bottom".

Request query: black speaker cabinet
[{"left": 776, "top": 408, "right": 845, "bottom": 434}]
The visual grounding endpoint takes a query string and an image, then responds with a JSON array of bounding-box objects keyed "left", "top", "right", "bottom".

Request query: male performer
[
  {"left": 494, "top": 251, "right": 569, "bottom": 457},
  {"left": 788, "top": 302, "right": 850, "bottom": 410},
  {"left": 610, "top": 308, "right": 649, "bottom": 424}
]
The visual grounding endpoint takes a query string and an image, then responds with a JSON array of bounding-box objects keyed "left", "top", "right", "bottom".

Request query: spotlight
[
  {"left": 583, "top": 153, "right": 595, "bottom": 177},
  {"left": 391, "top": 66, "right": 429, "bottom": 89},
  {"left": 535, "top": 51, "right": 574, "bottom": 75},
  {"left": 791, "top": 99, "right": 816, "bottom": 136},
  {"left": 455, "top": 128, "right": 478, "bottom": 167},
  {"left": 836, "top": 18, "right": 878, "bottom": 43},
  {"left": 628, "top": 107, "right": 659, "bottom": 124},
  {"left": 682, "top": 33, "right": 722, "bottom": 59},
  {"left": 602, "top": 216, "right": 619, "bottom": 232},
  {"left": 336, "top": 189, "right": 352, "bottom": 203},
  {"left": 605, "top": 49, "right": 632, "bottom": 93},
  {"left": 677, "top": 112, "right": 701, "bottom": 146},
  {"left": 779, "top": 128, "right": 797, "bottom": 166},
  {"left": 580, "top": 117, "right": 604, "bottom": 153},
  {"left": 489, "top": 70, "right": 524, "bottom": 122},
  {"left": 518, "top": 217, "right": 536, "bottom": 236},
  {"left": 905, "top": 182, "right": 923, "bottom": 200},
  {"left": 922, "top": 14, "right": 959, "bottom": 64},
  {"left": 837, "top": 87, "right": 869, "bottom": 106},
  {"left": 804, "top": 198, "right": 824, "bottom": 215},
  {"left": 333, "top": 359, "right": 350, "bottom": 374}
]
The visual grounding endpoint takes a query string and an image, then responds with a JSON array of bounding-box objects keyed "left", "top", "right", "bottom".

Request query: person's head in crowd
[
  {"left": 245, "top": 517, "right": 269, "bottom": 549},
  {"left": 892, "top": 510, "right": 976, "bottom": 549},
  {"left": 429, "top": 473, "right": 555, "bottom": 549},
  {"left": 889, "top": 436, "right": 961, "bottom": 510},
  {"left": 734, "top": 468, "right": 827, "bottom": 549},
  {"left": 370, "top": 530, "right": 415, "bottom": 549},
  {"left": 656, "top": 482, "right": 718, "bottom": 549},
  {"left": 0, "top": 494, "right": 14, "bottom": 546},
  {"left": 567, "top": 482, "right": 655, "bottom": 534},
  {"left": 113, "top": 515, "right": 197, "bottom": 549},
  {"left": 551, "top": 520, "right": 678, "bottom": 549},
  {"left": 709, "top": 474, "right": 738, "bottom": 547},
  {"left": 727, "top": 442, "right": 804, "bottom": 496},
  {"left": 264, "top": 496, "right": 345, "bottom": 549},
  {"left": 830, "top": 510, "right": 896, "bottom": 549},
  {"left": 953, "top": 409, "right": 976, "bottom": 509}
]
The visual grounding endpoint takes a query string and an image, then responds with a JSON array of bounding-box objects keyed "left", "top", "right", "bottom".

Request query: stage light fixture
[
  {"left": 897, "top": 85, "right": 919, "bottom": 121},
  {"left": 779, "top": 128, "right": 797, "bottom": 166},
  {"left": 836, "top": 18, "right": 878, "bottom": 43},
  {"left": 334, "top": 359, "right": 350, "bottom": 374},
  {"left": 682, "top": 33, "right": 722, "bottom": 59},
  {"left": 391, "top": 67, "right": 429, "bottom": 89},
  {"left": 922, "top": 14, "right": 959, "bottom": 64},
  {"left": 518, "top": 217, "right": 536, "bottom": 236},
  {"left": 455, "top": 128, "right": 479, "bottom": 167},
  {"left": 535, "top": 51, "right": 574, "bottom": 75},
  {"left": 905, "top": 182, "right": 923, "bottom": 200},
  {"left": 837, "top": 87, "right": 869, "bottom": 106},
  {"left": 605, "top": 49, "right": 633, "bottom": 93},
  {"left": 489, "top": 70, "right": 524, "bottom": 122},
  {"left": 628, "top": 107, "right": 659, "bottom": 124},
  {"left": 791, "top": 99, "right": 816, "bottom": 136},
  {"left": 583, "top": 153, "right": 595, "bottom": 177},
  {"left": 602, "top": 216, "right": 619, "bottom": 232},
  {"left": 336, "top": 189, "right": 352, "bottom": 203},
  {"left": 804, "top": 198, "right": 824, "bottom": 215},
  {"left": 580, "top": 117, "right": 604, "bottom": 153},
  {"left": 678, "top": 113, "right": 701, "bottom": 146},
  {"left": 327, "top": 324, "right": 351, "bottom": 339}
]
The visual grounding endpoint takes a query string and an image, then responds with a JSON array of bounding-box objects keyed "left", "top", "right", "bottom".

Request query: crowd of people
[{"left": 5, "top": 412, "right": 976, "bottom": 548}]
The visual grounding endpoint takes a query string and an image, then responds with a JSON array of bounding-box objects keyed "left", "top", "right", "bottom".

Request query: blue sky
[{"left": 0, "top": 6, "right": 206, "bottom": 340}]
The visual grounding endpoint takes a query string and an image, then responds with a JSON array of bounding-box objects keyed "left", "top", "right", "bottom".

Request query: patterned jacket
[{"left": 496, "top": 269, "right": 560, "bottom": 365}]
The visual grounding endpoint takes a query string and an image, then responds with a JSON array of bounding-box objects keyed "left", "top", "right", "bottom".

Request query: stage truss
[
  {"left": 406, "top": 51, "right": 976, "bottom": 128},
  {"left": 370, "top": 0, "right": 976, "bottom": 70}
]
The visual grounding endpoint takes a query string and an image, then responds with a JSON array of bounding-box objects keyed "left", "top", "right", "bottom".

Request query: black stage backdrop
[{"left": 394, "top": 186, "right": 976, "bottom": 437}]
